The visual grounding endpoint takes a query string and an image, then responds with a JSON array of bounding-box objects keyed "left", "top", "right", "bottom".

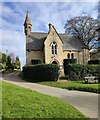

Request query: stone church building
[{"left": 24, "top": 12, "right": 90, "bottom": 67}]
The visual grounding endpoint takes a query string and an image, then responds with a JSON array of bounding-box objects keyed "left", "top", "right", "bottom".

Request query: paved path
[{"left": 1, "top": 72, "right": 99, "bottom": 119}]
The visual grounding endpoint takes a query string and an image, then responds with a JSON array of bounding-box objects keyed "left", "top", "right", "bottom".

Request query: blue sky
[{"left": 0, "top": 0, "right": 99, "bottom": 67}]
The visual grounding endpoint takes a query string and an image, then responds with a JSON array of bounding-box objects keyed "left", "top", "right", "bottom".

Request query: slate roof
[
  {"left": 27, "top": 32, "right": 87, "bottom": 51},
  {"left": 28, "top": 32, "right": 47, "bottom": 51}
]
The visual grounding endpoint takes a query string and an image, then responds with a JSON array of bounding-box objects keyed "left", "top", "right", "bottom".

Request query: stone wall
[
  {"left": 90, "top": 49, "right": 100, "bottom": 60},
  {"left": 44, "top": 24, "right": 63, "bottom": 65},
  {"left": 26, "top": 24, "right": 90, "bottom": 65},
  {"left": 26, "top": 51, "right": 44, "bottom": 65},
  {"left": 63, "top": 50, "right": 79, "bottom": 63},
  {"left": 30, "top": 51, "right": 44, "bottom": 61},
  {"left": 81, "top": 48, "right": 90, "bottom": 64}
]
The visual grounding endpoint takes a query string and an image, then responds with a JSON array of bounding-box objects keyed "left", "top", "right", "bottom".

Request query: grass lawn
[
  {"left": 0, "top": 80, "right": 1, "bottom": 119},
  {"left": 37, "top": 81, "right": 99, "bottom": 93},
  {"left": 2, "top": 81, "right": 89, "bottom": 119}
]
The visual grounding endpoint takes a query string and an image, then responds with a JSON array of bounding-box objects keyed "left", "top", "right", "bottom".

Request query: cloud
[
  {"left": 1, "top": 1, "right": 98, "bottom": 67},
  {"left": 2, "top": 29, "right": 26, "bottom": 67},
  {"left": 2, "top": 0, "right": 99, "bottom": 2},
  {"left": 2, "top": 30, "right": 25, "bottom": 64}
]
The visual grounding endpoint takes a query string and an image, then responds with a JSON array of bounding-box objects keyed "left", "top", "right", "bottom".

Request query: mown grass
[
  {"left": 37, "top": 81, "right": 99, "bottom": 93},
  {"left": 2, "top": 81, "right": 89, "bottom": 119},
  {"left": 0, "top": 79, "right": 1, "bottom": 120}
]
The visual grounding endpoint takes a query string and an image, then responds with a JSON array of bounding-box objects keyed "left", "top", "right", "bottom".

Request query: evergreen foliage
[
  {"left": 64, "top": 64, "right": 100, "bottom": 80},
  {"left": 23, "top": 64, "right": 59, "bottom": 81}
]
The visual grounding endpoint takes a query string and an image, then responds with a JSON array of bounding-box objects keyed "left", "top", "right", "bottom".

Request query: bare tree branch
[{"left": 64, "top": 15, "right": 99, "bottom": 47}]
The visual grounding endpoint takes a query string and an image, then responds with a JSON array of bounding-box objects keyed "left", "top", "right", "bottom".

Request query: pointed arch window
[
  {"left": 67, "top": 53, "right": 70, "bottom": 59},
  {"left": 71, "top": 53, "right": 74, "bottom": 59},
  {"left": 51, "top": 41, "right": 57, "bottom": 55}
]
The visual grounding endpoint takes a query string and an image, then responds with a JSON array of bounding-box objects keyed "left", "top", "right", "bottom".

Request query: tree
[
  {"left": 64, "top": 15, "right": 99, "bottom": 46},
  {"left": 0, "top": 53, "right": 7, "bottom": 70},
  {"left": 2, "top": 53, "right": 6, "bottom": 63},
  {"left": 14, "top": 56, "right": 21, "bottom": 69},
  {"left": 6, "top": 56, "right": 11, "bottom": 66},
  {"left": 6, "top": 55, "right": 14, "bottom": 70}
]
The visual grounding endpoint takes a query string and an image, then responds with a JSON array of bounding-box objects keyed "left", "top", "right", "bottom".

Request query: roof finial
[
  {"left": 24, "top": 10, "right": 32, "bottom": 26},
  {"left": 27, "top": 10, "right": 28, "bottom": 15}
]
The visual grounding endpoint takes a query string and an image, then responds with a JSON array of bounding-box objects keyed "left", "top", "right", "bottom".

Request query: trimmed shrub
[
  {"left": 63, "top": 59, "right": 77, "bottom": 65},
  {"left": 64, "top": 64, "right": 100, "bottom": 81},
  {"left": 88, "top": 60, "right": 100, "bottom": 64},
  {"left": 23, "top": 64, "right": 59, "bottom": 81},
  {"left": 96, "top": 65, "right": 100, "bottom": 83},
  {"left": 63, "top": 59, "right": 77, "bottom": 76},
  {"left": 19, "top": 71, "right": 24, "bottom": 80},
  {"left": 31, "top": 59, "right": 43, "bottom": 65}
]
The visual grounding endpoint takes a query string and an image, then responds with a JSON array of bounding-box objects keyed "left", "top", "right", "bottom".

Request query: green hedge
[
  {"left": 64, "top": 64, "right": 100, "bottom": 80},
  {"left": 63, "top": 59, "right": 77, "bottom": 65},
  {"left": 23, "top": 64, "right": 59, "bottom": 81},
  {"left": 63, "top": 59, "right": 77, "bottom": 78},
  {"left": 31, "top": 59, "right": 43, "bottom": 65},
  {"left": 63, "top": 59, "right": 77, "bottom": 76},
  {"left": 88, "top": 60, "right": 100, "bottom": 64}
]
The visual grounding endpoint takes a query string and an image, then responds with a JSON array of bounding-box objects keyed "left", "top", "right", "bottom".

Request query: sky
[{"left": 0, "top": 0, "right": 99, "bottom": 67}]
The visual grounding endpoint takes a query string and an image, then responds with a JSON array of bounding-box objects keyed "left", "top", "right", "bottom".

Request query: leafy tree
[
  {"left": 0, "top": 53, "right": 6, "bottom": 70},
  {"left": 14, "top": 56, "right": 21, "bottom": 69},
  {"left": 1, "top": 53, "right": 6, "bottom": 63},
  {"left": 6, "top": 56, "right": 15, "bottom": 70},
  {"left": 6, "top": 56, "right": 11, "bottom": 66},
  {"left": 64, "top": 15, "right": 99, "bottom": 46},
  {"left": 6, "top": 55, "right": 14, "bottom": 70}
]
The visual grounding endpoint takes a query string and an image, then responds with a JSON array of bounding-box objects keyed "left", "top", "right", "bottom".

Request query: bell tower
[
  {"left": 24, "top": 11, "right": 32, "bottom": 37},
  {"left": 24, "top": 11, "right": 32, "bottom": 65}
]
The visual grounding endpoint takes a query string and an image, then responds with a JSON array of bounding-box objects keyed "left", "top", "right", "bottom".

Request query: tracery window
[{"left": 51, "top": 41, "right": 57, "bottom": 55}]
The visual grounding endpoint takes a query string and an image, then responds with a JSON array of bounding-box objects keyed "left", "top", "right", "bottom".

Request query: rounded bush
[
  {"left": 23, "top": 64, "right": 59, "bottom": 81},
  {"left": 88, "top": 60, "right": 100, "bottom": 64},
  {"left": 64, "top": 64, "right": 100, "bottom": 81}
]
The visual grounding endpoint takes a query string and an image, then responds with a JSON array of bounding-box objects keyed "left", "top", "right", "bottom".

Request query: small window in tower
[
  {"left": 28, "top": 26, "right": 31, "bottom": 30},
  {"left": 67, "top": 53, "right": 70, "bottom": 59}
]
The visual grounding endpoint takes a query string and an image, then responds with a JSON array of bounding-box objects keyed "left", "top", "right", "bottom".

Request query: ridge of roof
[
  {"left": 27, "top": 31, "right": 87, "bottom": 51},
  {"left": 30, "top": 32, "right": 78, "bottom": 37},
  {"left": 34, "top": 31, "right": 47, "bottom": 33}
]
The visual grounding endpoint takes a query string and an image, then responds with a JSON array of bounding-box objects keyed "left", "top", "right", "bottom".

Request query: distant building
[
  {"left": 90, "top": 26, "right": 100, "bottom": 60},
  {"left": 90, "top": 1, "right": 100, "bottom": 60},
  {"left": 24, "top": 12, "right": 90, "bottom": 67}
]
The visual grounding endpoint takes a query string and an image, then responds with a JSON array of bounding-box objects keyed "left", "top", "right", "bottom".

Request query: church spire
[
  {"left": 24, "top": 11, "right": 32, "bottom": 36},
  {"left": 24, "top": 11, "right": 32, "bottom": 26}
]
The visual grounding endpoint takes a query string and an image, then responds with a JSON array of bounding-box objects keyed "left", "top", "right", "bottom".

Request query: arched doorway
[{"left": 52, "top": 61, "right": 58, "bottom": 64}]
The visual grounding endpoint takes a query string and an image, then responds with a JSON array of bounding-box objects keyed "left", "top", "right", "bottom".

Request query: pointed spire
[{"left": 24, "top": 11, "right": 32, "bottom": 26}]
